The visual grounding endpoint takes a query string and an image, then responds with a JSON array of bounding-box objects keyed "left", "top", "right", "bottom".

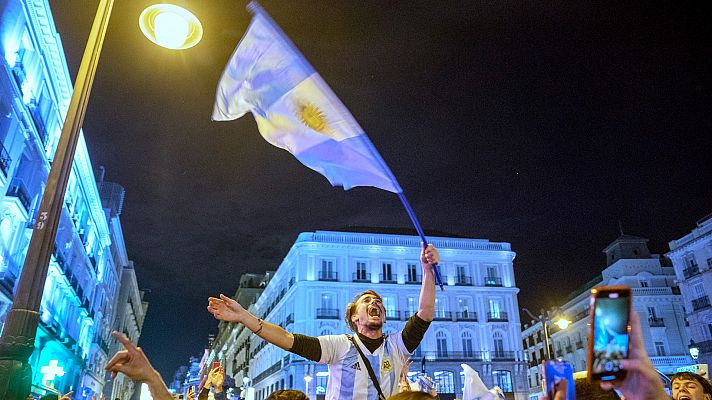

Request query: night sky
[{"left": 49, "top": 1, "right": 710, "bottom": 381}]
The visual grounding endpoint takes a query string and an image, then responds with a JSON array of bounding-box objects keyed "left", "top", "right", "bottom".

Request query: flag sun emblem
[{"left": 297, "top": 102, "right": 332, "bottom": 136}]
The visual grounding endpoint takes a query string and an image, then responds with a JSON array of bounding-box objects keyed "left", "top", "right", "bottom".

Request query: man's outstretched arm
[{"left": 208, "top": 294, "right": 295, "bottom": 350}]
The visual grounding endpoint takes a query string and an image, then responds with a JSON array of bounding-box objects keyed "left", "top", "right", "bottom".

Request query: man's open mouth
[
  {"left": 368, "top": 306, "right": 381, "bottom": 317},
  {"left": 678, "top": 395, "right": 691, "bottom": 400}
]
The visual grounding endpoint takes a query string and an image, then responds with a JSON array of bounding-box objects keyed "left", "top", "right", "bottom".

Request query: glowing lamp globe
[
  {"left": 139, "top": 4, "right": 203, "bottom": 50},
  {"left": 555, "top": 318, "right": 572, "bottom": 330}
]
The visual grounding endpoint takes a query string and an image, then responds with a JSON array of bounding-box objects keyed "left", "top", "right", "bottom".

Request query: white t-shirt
[{"left": 318, "top": 333, "right": 411, "bottom": 400}]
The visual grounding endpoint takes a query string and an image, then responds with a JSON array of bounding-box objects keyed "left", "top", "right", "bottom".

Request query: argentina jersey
[{"left": 318, "top": 332, "right": 411, "bottom": 400}]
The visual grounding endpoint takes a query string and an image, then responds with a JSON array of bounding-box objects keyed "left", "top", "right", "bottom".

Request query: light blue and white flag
[{"left": 212, "top": 2, "right": 401, "bottom": 193}]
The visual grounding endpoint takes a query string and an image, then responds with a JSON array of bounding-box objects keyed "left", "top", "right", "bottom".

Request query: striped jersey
[{"left": 318, "top": 332, "right": 410, "bottom": 400}]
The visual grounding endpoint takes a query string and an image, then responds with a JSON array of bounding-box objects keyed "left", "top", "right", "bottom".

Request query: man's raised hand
[
  {"left": 105, "top": 331, "right": 160, "bottom": 382},
  {"left": 207, "top": 294, "right": 245, "bottom": 323}
]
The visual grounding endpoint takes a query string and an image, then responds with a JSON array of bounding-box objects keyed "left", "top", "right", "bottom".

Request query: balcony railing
[
  {"left": 684, "top": 266, "right": 701, "bottom": 279},
  {"left": 487, "top": 312, "right": 508, "bottom": 322},
  {"left": 0, "top": 143, "right": 11, "bottom": 176},
  {"left": 491, "top": 351, "right": 516, "bottom": 361},
  {"left": 455, "top": 275, "right": 473, "bottom": 286},
  {"left": 405, "top": 274, "right": 421, "bottom": 284},
  {"left": 433, "top": 311, "right": 452, "bottom": 321},
  {"left": 692, "top": 296, "right": 711, "bottom": 311},
  {"left": 379, "top": 273, "right": 396, "bottom": 283},
  {"left": 455, "top": 311, "right": 477, "bottom": 321},
  {"left": 316, "top": 308, "right": 339, "bottom": 319},
  {"left": 352, "top": 272, "right": 371, "bottom": 282},
  {"left": 648, "top": 317, "right": 664, "bottom": 327},
  {"left": 386, "top": 310, "right": 400, "bottom": 320},
  {"left": 484, "top": 276, "right": 503, "bottom": 287},
  {"left": 421, "top": 351, "right": 484, "bottom": 361},
  {"left": 318, "top": 271, "right": 338, "bottom": 281}
]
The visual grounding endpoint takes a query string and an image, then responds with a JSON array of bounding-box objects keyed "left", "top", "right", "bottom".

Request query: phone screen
[
  {"left": 591, "top": 290, "right": 630, "bottom": 380},
  {"left": 544, "top": 360, "right": 576, "bottom": 400}
]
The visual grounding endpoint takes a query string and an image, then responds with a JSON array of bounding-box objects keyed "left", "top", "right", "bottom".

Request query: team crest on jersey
[
  {"left": 350, "top": 362, "right": 361, "bottom": 370},
  {"left": 381, "top": 356, "right": 392, "bottom": 373}
]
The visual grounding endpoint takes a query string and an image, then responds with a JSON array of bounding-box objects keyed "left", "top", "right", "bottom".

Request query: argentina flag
[{"left": 212, "top": 2, "right": 402, "bottom": 193}]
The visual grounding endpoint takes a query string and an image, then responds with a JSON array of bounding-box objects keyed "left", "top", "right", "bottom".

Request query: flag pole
[{"left": 245, "top": 1, "right": 445, "bottom": 290}]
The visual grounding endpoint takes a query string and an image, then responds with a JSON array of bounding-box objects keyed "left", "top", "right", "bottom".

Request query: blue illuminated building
[
  {"left": 211, "top": 230, "right": 529, "bottom": 400},
  {"left": 0, "top": 1, "right": 144, "bottom": 398}
]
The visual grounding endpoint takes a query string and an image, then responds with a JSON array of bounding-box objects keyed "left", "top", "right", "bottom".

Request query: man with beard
[
  {"left": 671, "top": 372, "right": 712, "bottom": 400},
  {"left": 207, "top": 244, "right": 439, "bottom": 400}
]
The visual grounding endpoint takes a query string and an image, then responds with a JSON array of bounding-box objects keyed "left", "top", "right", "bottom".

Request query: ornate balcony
[
  {"left": 318, "top": 271, "right": 338, "bottom": 281},
  {"left": 484, "top": 276, "right": 503, "bottom": 287},
  {"left": 455, "top": 311, "right": 478, "bottom": 321},
  {"left": 455, "top": 275, "right": 473, "bottom": 286},
  {"left": 405, "top": 274, "right": 421, "bottom": 284},
  {"left": 487, "top": 311, "right": 508, "bottom": 322},
  {"left": 316, "top": 308, "right": 339, "bottom": 319},
  {"left": 433, "top": 311, "right": 453, "bottom": 321},
  {"left": 684, "top": 266, "right": 701, "bottom": 279},
  {"left": 379, "top": 273, "right": 396, "bottom": 283},
  {"left": 352, "top": 272, "right": 371, "bottom": 282}
]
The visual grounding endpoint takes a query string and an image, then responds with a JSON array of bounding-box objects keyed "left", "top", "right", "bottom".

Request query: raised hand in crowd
[
  {"left": 105, "top": 331, "right": 172, "bottom": 400},
  {"left": 598, "top": 311, "right": 668, "bottom": 400}
]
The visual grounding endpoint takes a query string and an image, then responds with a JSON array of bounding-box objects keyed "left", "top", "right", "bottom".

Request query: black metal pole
[{"left": 0, "top": 1, "right": 113, "bottom": 397}]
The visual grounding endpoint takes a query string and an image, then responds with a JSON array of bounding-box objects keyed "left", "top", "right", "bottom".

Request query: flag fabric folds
[{"left": 212, "top": 3, "right": 401, "bottom": 193}]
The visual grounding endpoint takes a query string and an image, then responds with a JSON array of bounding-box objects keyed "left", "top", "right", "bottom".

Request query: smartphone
[
  {"left": 212, "top": 361, "right": 221, "bottom": 370},
  {"left": 543, "top": 360, "right": 576, "bottom": 400},
  {"left": 588, "top": 286, "right": 631, "bottom": 382}
]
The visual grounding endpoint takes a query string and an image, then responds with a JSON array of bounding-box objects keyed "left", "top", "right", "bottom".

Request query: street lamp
[
  {"left": 139, "top": 4, "right": 203, "bottom": 50},
  {"left": 522, "top": 308, "right": 571, "bottom": 360},
  {"left": 304, "top": 372, "right": 312, "bottom": 399},
  {"left": 0, "top": 1, "right": 201, "bottom": 398},
  {"left": 690, "top": 340, "right": 700, "bottom": 361}
]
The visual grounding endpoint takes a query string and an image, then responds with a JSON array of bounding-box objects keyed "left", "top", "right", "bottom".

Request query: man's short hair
[
  {"left": 672, "top": 372, "right": 712, "bottom": 394},
  {"left": 344, "top": 290, "right": 382, "bottom": 332},
  {"left": 266, "top": 390, "right": 309, "bottom": 400}
]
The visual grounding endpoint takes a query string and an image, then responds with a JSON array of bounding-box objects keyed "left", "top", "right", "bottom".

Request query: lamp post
[
  {"left": 304, "top": 371, "right": 312, "bottom": 399},
  {"left": 0, "top": 2, "right": 201, "bottom": 398},
  {"left": 522, "top": 308, "right": 572, "bottom": 360}
]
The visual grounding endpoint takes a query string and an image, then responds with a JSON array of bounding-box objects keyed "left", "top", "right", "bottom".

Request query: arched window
[
  {"left": 320, "top": 327, "right": 334, "bottom": 336},
  {"left": 493, "top": 370, "right": 513, "bottom": 392},
  {"left": 461, "top": 331, "right": 474, "bottom": 357},
  {"left": 433, "top": 370, "right": 455, "bottom": 394},
  {"left": 436, "top": 330, "right": 449, "bottom": 357}
]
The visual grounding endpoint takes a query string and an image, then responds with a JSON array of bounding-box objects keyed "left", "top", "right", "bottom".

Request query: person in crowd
[
  {"left": 198, "top": 365, "right": 226, "bottom": 400},
  {"left": 105, "top": 331, "right": 173, "bottom": 400},
  {"left": 207, "top": 244, "right": 439, "bottom": 400},
  {"left": 550, "top": 311, "right": 670, "bottom": 400},
  {"left": 671, "top": 371, "right": 712, "bottom": 400},
  {"left": 266, "top": 390, "right": 309, "bottom": 400}
]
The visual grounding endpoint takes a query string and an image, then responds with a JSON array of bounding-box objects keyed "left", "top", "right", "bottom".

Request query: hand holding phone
[
  {"left": 544, "top": 360, "right": 576, "bottom": 400},
  {"left": 587, "top": 286, "right": 631, "bottom": 383}
]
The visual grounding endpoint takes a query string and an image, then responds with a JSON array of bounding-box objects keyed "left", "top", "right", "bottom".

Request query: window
[
  {"left": 407, "top": 297, "right": 417, "bottom": 316},
  {"left": 640, "top": 280, "right": 649, "bottom": 287},
  {"left": 493, "top": 331, "right": 505, "bottom": 358},
  {"left": 316, "top": 371, "right": 329, "bottom": 394},
  {"left": 492, "top": 370, "right": 513, "bottom": 392},
  {"left": 383, "top": 296, "right": 396, "bottom": 319},
  {"left": 462, "top": 331, "right": 474, "bottom": 357},
  {"left": 320, "top": 259, "right": 335, "bottom": 280},
  {"left": 486, "top": 266, "right": 498, "bottom": 277},
  {"left": 381, "top": 262, "right": 393, "bottom": 281},
  {"left": 433, "top": 370, "right": 455, "bottom": 393},
  {"left": 647, "top": 306, "right": 657, "bottom": 319},
  {"left": 434, "top": 298, "right": 447, "bottom": 318},
  {"left": 407, "top": 263, "right": 419, "bottom": 282},
  {"left": 655, "top": 341, "right": 666, "bottom": 356},
  {"left": 355, "top": 261, "right": 368, "bottom": 280},
  {"left": 436, "top": 331, "right": 449, "bottom": 357},
  {"left": 688, "top": 257, "right": 699, "bottom": 268}
]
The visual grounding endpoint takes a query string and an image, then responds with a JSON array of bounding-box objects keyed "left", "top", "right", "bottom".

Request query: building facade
[
  {"left": 667, "top": 214, "right": 712, "bottom": 366},
  {"left": 522, "top": 234, "right": 692, "bottom": 399},
  {"left": 212, "top": 230, "right": 529, "bottom": 400},
  {"left": 0, "top": 1, "right": 141, "bottom": 397}
]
